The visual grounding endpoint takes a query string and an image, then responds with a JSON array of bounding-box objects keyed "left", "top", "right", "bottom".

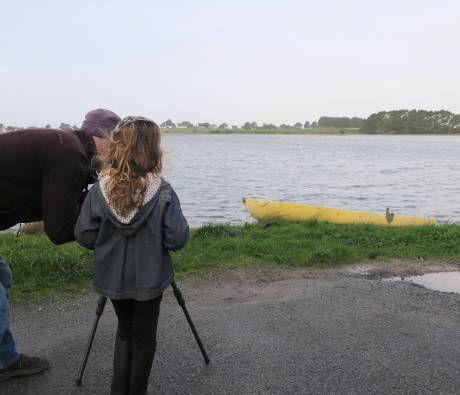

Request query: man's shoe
[{"left": 0, "top": 354, "right": 50, "bottom": 383}]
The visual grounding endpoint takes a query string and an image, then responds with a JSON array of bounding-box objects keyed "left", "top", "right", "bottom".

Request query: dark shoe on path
[
  {"left": 129, "top": 345, "right": 156, "bottom": 395},
  {"left": 0, "top": 354, "right": 49, "bottom": 383},
  {"left": 111, "top": 335, "right": 132, "bottom": 395}
]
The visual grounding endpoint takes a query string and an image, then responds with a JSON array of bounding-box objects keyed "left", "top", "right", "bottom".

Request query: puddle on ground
[
  {"left": 384, "top": 271, "right": 460, "bottom": 294},
  {"left": 343, "top": 266, "right": 371, "bottom": 276}
]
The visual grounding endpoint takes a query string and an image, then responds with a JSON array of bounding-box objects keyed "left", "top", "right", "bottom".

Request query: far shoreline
[
  {"left": 161, "top": 127, "right": 460, "bottom": 135},
  {"left": 161, "top": 127, "right": 357, "bottom": 135}
]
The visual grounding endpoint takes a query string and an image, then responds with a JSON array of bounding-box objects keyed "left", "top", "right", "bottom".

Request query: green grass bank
[{"left": 2, "top": 221, "right": 460, "bottom": 303}]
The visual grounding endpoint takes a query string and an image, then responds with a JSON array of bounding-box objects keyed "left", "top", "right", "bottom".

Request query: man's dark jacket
[{"left": 0, "top": 128, "right": 96, "bottom": 244}]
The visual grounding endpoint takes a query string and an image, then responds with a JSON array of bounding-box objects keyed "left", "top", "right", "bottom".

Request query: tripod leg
[
  {"left": 75, "top": 296, "right": 107, "bottom": 386},
  {"left": 171, "top": 281, "right": 210, "bottom": 365}
]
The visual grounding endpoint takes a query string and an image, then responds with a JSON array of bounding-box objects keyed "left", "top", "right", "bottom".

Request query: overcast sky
[{"left": 1, "top": 0, "right": 459, "bottom": 127}]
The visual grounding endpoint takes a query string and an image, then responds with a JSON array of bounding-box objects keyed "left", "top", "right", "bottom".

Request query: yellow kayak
[{"left": 243, "top": 198, "right": 437, "bottom": 226}]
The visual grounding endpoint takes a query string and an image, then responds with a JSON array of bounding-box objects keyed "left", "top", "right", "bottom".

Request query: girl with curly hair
[{"left": 75, "top": 116, "right": 189, "bottom": 395}]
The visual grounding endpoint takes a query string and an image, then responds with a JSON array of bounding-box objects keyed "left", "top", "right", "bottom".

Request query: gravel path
[{"left": 2, "top": 262, "right": 460, "bottom": 394}]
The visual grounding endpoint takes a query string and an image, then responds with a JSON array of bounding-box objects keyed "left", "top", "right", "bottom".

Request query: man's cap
[{"left": 81, "top": 109, "right": 121, "bottom": 138}]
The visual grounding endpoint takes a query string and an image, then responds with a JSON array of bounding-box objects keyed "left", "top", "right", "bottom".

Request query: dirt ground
[{"left": 3, "top": 260, "right": 460, "bottom": 394}]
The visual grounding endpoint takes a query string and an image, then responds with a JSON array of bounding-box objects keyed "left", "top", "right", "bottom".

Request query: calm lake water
[
  {"left": 5, "top": 134, "right": 460, "bottom": 231},
  {"left": 161, "top": 134, "right": 460, "bottom": 227}
]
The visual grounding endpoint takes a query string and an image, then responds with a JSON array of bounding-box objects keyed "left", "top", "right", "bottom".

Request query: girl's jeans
[{"left": 0, "top": 256, "right": 20, "bottom": 369}]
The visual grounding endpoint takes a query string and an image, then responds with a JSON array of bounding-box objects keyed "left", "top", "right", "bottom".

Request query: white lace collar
[{"left": 99, "top": 173, "right": 162, "bottom": 223}]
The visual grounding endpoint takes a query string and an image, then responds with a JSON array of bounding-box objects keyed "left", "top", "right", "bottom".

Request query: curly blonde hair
[{"left": 99, "top": 120, "right": 162, "bottom": 217}]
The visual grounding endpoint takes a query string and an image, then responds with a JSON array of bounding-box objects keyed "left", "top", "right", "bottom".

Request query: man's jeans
[{"left": 0, "top": 256, "right": 20, "bottom": 368}]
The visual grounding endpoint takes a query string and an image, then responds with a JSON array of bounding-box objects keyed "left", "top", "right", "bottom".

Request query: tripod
[{"left": 76, "top": 280, "right": 210, "bottom": 386}]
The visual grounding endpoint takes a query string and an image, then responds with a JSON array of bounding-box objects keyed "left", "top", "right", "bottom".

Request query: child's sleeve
[
  {"left": 74, "top": 190, "right": 100, "bottom": 250},
  {"left": 162, "top": 189, "right": 190, "bottom": 251}
]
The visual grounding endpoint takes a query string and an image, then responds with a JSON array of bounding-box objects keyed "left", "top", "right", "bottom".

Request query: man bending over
[{"left": 0, "top": 108, "right": 121, "bottom": 383}]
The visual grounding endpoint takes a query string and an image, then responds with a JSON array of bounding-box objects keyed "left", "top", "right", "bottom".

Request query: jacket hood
[{"left": 95, "top": 180, "right": 168, "bottom": 237}]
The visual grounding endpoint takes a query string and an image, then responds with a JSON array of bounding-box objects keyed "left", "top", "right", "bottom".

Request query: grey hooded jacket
[{"left": 74, "top": 180, "right": 189, "bottom": 301}]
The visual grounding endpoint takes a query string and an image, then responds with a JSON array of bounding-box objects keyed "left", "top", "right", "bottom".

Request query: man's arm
[{"left": 41, "top": 154, "right": 88, "bottom": 245}]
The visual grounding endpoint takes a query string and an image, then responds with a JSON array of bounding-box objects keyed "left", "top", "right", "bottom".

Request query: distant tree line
[
  {"left": 360, "top": 110, "right": 460, "bottom": 134},
  {"left": 157, "top": 119, "right": 317, "bottom": 130},
  {"left": 158, "top": 118, "right": 361, "bottom": 130},
  {"left": 318, "top": 116, "right": 363, "bottom": 128},
  {"left": 3, "top": 110, "right": 460, "bottom": 134},
  {"left": 0, "top": 118, "right": 352, "bottom": 133},
  {"left": 0, "top": 122, "right": 78, "bottom": 133}
]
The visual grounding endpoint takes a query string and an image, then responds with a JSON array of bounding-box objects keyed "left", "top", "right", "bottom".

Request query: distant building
[
  {"left": 177, "top": 121, "right": 194, "bottom": 128},
  {"left": 160, "top": 119, "right": 176, "bottom": 128}
]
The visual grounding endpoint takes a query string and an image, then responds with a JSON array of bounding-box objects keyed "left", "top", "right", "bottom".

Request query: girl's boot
[
  {"left": 128, "top": 343, "right": 156, "bottom": 395},
  {"left": 111, "top": 335, "right": 132, "bottom": 395}
]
